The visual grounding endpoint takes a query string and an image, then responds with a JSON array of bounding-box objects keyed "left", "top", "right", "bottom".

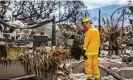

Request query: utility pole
[
  {"left": 122, "top": 9, "right": 125, "bottom": 34},
  {"left": 59, "top": 0, "right": 61, "bottom": 25},
  {"left": 85, "top": 6, "right": 87, "bottom": 18},
  {"left": 98, "top": 9, "right": 101, "bottom": 57},
  {"left": 99, "top": 9, "right": 101, "bottom": 31}
]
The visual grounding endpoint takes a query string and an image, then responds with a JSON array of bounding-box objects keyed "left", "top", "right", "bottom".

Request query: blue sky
[
  {"left": 82, "top": 0, "right": 130, "bottom": 10},
  {"left": 81, "top": 0, "right": 132, "bottom": 26},
  {"left": 87, "top": 5, "right": 126, "bottom": 26}
]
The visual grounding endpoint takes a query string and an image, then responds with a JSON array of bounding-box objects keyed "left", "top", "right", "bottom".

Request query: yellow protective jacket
[{"left": 83, "top": 26, "right": 100, "bottom": 56}]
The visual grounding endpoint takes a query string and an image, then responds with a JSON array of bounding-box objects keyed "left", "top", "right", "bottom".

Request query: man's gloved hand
[
  {"left": 83, "top": 55, "right": 88, "bottom": 60},
  {"left": 82, "top": 49, "right": 88, "bottom": 60}
]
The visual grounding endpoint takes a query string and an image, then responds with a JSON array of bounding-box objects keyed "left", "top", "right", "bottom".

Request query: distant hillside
[{"left": 87, "top": 4, "right": 126, "bottom": 25}]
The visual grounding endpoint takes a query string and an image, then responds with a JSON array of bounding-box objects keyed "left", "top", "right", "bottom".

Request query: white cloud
[{"left": 82, "top": 0, "right": 131, "bottom": 10}]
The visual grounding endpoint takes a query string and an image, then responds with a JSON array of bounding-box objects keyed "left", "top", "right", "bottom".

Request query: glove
[
  {"left": 82, "top": 49, "right": 88, "bottom": 60},
  {"left": 83, "top": 55, "right": 88, "bottom": 60}
]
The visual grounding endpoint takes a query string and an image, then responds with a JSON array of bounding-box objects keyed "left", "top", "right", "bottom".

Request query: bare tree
[
  {"left": 101, "top": 3, "right": 132, "bottom": 58},
  {"left": 8, "top": 1, "right": 58, "bottom": 21},
  {"left": 128, "top": 5, "right": 133, "bottom": 31},
  {"left": 56, "top": 1, "right": 85, "bottom": 23},
  {"left": 4, "top": 1, "right": 85, "bottom": 24}
]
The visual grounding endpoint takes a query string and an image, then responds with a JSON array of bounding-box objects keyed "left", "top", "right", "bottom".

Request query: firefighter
[{"left": 82, "top": 18, "right": 100, "bottom": 80}]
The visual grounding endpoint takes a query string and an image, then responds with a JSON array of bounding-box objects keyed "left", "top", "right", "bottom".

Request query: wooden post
[{"left": 52, "top": 16, "right": 56, "bottom": 46}]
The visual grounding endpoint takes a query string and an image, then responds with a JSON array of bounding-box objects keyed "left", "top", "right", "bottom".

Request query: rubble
[
  {"left": 99, "top": 49, "right": 133, "bottom": 79},
  {"left": 101, "top": 75, "right": 115, "bottom": 80},
  {"left": 1, "top": 22, "right": 133, "bottom": 79},
  {"left": 111, "top": 67, "right": 120, "bottom": 73},
  {"left": 118, "top": 67, "right": 133, "bottom": 78}
]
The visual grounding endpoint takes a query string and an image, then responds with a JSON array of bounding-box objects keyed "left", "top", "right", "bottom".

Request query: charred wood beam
[
  {"left": 10, "top": 74, "right": 36, "bottom": 80},
  {"left": 20, "top": 19, "right": 52, "bottom": 29},
  {"left": 0, "top": 18, "right": 53, "bottom": 29},
  {"left": 99, "top": 64, "right": 124, "bottom": 80},
  {"left": 72, "top": 60, "right": 84, "bottom": 70},
  {"left": 0, "top": 38, "right": 52, "bottom": 42}
]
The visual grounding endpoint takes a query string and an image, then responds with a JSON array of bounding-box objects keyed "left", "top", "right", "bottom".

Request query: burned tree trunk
[
  {"left": 0, "top": 45, "right": 7, "bottom": 58},
  {"left": 108, "top": 29, "right": 120, "bottom": 58},
  {"left": 70, "top": 35, "right": 82, "bottom": 60}
]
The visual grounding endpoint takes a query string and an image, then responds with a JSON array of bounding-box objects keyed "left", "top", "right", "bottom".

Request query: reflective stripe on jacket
[{"left": 83, "top": 26, "right": 100, "bottom": 55}]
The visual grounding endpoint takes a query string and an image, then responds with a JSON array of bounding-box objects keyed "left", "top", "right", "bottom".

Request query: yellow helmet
[{"left": 82, "top": 18, "right": 92, "bottom": 25}]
